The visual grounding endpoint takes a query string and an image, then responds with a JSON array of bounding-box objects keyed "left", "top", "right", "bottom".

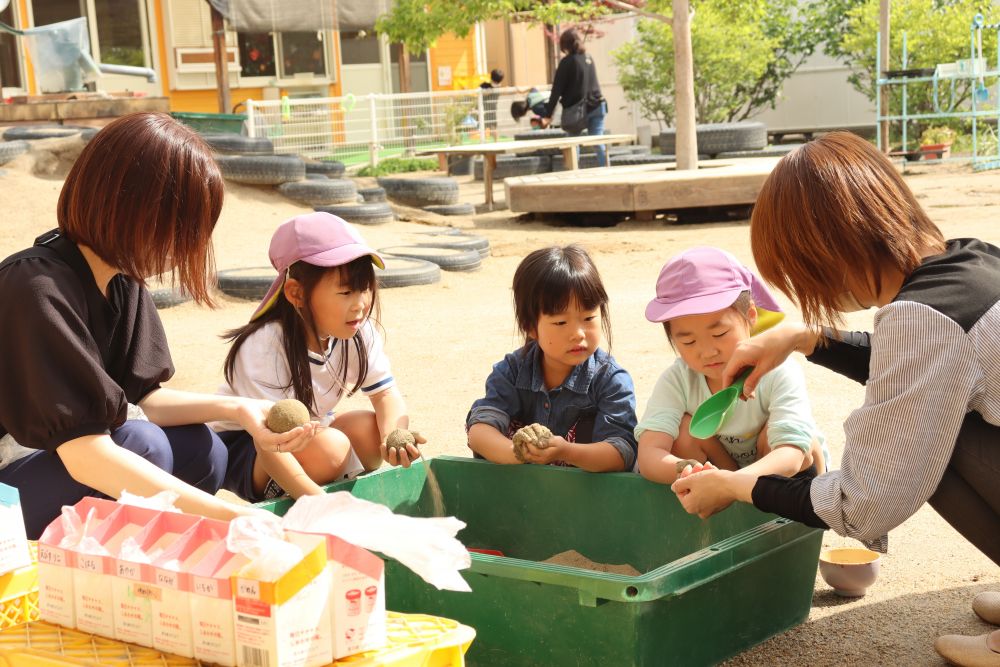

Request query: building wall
[
  {"left": 429, "top": 33, "right": 479, "bottom": 90},
  {"left": 507, "top": 21, "right": 549, "bottom": 88}
]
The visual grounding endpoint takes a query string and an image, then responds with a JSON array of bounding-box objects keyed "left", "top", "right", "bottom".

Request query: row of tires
[{"left": 150, "top": 231, "right": 490, "bottom": 308}]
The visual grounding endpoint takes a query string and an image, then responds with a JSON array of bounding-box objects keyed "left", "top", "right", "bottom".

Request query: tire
[
  {"left": 514, "top": 129, "right": 567, "bottom": 141},
  {"left": 358, "top": 186, "right": 386, "bottom": 202},
  {"left": 609, "top": 154, "right": 676, "bottom": 166},
  {"left": 200, "top": 133, "right": 274, "bottom": 155},
  {"left": 149, "top": 286, "right": 191, "bottom": 309},
  {"left": 378, "top": 245, "right": 482, "bottom": 272},
  {"left": 216, "top": 155, "right": 305, "bottom": 185},
  {"left": 305, "top": 160, "right": 346, "bottom": 179},
  {"left": 659, "top": 122, "right": 767, "bottom": 157},
  {"left": 3, "top": 125, "right": 83, "bottom": 141},
  {"left": 277, "top": 178, "right": 357, "bottom": 206},
  {"left": 473, "top": 155, "right": 550, "bottom": 180},
  {"left": 314, "top": 202, "right": 394, "bottom": 225},
  {"left": 417, "top": 235, "right": 490, "bottom": 258},
  {"left": 216, "top": 268, "right": 278, "bottom": 300},
  {"left": 377, "top": 177, "right": 459, "bottom": 207},
  {"left": 305, "top": 173, "right": 328, "bottom": 180},
  {"left": 0, "top": 141, "right": 29, "bottom": 165},
  {"left": 447, "top": 155, "right": 474, "bottom": 176},
  {"left": 423, "top": 203, "right": 475, "bottom": 216},
  {"left": 551, "top": 153, "right": 602, "bottom": 171},
  {"left": 376, "top": 257, "right": 441, "bottom": 288},
  {"left": 608, "top": 145, "right": 649, "bottom": 156},
  {"left": 80, "top": 127, "right": 99, "bottom": 142},
  {"left": 716, "top": 144, "right": 802, "bottom": 159}
]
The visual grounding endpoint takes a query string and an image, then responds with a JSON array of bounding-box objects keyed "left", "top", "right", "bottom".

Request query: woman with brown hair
[
  {"left": 671, "top": 131, "right": 1000, "bottom": 665},
  {"left": 0, "top": 112, "right": 312, "bottom": 538}
]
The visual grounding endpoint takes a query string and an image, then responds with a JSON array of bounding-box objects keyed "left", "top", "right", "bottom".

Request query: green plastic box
[
  {"left": 170, "top": 111, "right": 246, "bottom": 134},
  {"left": 259, "top": 456, "right": 821, "bottom": 666}
]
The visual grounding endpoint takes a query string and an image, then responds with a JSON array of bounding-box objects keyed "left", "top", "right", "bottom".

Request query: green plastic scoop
[{"left": 689, "top": 367, "right": 753, "bottom": 439}]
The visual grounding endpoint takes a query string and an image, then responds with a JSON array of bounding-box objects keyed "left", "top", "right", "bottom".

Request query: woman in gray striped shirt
[{"left": 671, "top": 132, "right": 999, "bottom": 666}]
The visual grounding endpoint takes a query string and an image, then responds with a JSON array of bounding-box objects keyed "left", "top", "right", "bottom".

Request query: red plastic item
[{"left": 467, "top": 548, "right": 505, "bottom": 557}]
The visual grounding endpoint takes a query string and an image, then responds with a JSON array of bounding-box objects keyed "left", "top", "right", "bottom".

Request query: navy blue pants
[{"left": 0, "top": 421, "right": 227, "bottom": 539}]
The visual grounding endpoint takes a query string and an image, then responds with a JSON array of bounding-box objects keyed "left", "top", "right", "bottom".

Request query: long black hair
[{"left": 223, "top": 256, "right": 381, "bottom": 414}]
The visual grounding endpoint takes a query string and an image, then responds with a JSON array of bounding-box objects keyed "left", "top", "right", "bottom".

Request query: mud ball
[
  {"left": 512, "top": 423, "right": 553, "bottom": 462},
  {"left": 674, "top": 458, "right": 703, "bottom": 474},
  {"left": 266, "top": 399, "right": 310, "bottom": 433},
  {"left": 386, "top": 428, "right": 416, "bottom": 451}
]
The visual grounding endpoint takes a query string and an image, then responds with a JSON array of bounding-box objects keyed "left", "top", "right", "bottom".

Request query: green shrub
[{"left": 357, "top": 157, "right": 439, "bottom": 177}]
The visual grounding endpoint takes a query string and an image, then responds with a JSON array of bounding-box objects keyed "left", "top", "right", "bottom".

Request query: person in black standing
[
  {"left": 480, "top": 68, "right": 504, "bottom": 139},
  {"left": 541, "top": 28, "right": 608, "bottom": 165}
]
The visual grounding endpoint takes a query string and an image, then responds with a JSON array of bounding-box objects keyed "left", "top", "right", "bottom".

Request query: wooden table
[{"left": 419, "top": 134, "right": 636, "bottom": 209}]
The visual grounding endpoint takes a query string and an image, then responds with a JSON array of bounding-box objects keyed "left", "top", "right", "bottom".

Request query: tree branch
[{"left": 602, "top": 0, "right": 672, "bottom": 25}]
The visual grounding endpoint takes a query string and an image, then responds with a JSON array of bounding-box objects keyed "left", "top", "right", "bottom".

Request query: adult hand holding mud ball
[{"left": 668, "top": 132, "right": 1000, "bottom": 666}]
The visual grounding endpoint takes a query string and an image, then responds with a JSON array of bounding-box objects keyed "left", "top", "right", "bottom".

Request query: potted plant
[{"left": 919, "top": 126, "right": 956, "bottom": 160}]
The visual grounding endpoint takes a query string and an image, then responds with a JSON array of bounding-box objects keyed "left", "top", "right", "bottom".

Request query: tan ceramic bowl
[{"left": 819, "top": 547, "right": 881, "bottom": 597}]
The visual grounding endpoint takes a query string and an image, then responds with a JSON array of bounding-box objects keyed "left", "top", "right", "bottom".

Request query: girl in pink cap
[
  {"left": 211, "top": 212, "right": 422, "bottom": 502},
  {"left": 636, "top": 246, "right": 827, "bottom": 485}
]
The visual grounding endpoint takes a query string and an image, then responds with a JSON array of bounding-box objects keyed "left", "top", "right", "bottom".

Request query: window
[
  {"left": 237, "top": 31, "right": 329, "bottom": 79},
  {"left": 340, "top": 31, "right": 380, "bottom": 66},
  {"left": 0, "top": 3, "right": 22, "bottom": 89},
  {"left": 31, "top": 0, "right": 149, "bottom": 67}
]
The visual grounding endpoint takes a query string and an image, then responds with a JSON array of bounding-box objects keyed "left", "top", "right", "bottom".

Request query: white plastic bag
[
  {"left": 57, "top": 504, "right": 108, "bottom": 556},
  {"left": 226, "top": 514, "right": 303, "bottom": 580},
  {"left": 282, "top": 493, "right": 471, "bottom": 592},
  {"left": 118, "top": 490, "right": 180, "bottom": 512}
]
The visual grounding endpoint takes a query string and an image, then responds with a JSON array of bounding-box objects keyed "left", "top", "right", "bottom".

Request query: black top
[
  {"left": 543, "top": 52, "right": 603, "bottom": 119},
  {"left": 752, "top": 238, "right": 1000, "bottom": 529},
  {"left": 0, "top": 230, "right": 173, "bottom": 451}
]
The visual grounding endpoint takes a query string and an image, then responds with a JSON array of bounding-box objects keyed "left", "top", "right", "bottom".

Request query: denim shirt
[{"left": 466, "top": 342, "right": 638, "bottom": 469}]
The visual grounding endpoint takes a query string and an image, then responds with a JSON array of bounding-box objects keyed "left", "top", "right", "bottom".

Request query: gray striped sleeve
[{"left": 810, "top": 301, "right": 981, "bottom": 550}]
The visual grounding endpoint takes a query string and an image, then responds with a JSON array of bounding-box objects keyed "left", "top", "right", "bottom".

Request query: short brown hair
[
  {"left": 750, "top": 131, "right": 945, "bottom": 327},
  {"left": 512, "top": 244, "right": 611, "bottom": 348},
  {"left": 57, "top": 112, "right": 223, "bottom": 305}
]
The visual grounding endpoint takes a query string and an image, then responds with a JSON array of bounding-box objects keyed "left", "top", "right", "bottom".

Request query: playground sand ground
[{"left": 1, "top": 151, "right": 997, "bottom": 665}]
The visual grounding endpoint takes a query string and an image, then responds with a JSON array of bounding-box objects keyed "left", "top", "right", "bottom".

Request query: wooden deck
[{"left": 504, "top": 157, "right": 781, "bottom": 216}]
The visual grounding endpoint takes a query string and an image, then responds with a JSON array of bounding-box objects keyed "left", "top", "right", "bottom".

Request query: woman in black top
[
  {"left": 541, "top": 28, "right": 608, "bottom": 166},
  {"left": 671, "top": 132, "right": 1000, "bottom": 665},
  {"left": 0, "top": 113, "right": 316, "bottom": 538}
]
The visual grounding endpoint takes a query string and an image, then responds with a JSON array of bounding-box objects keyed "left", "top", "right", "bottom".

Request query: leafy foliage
[
  {"left": 357, "top": 157, "right": 440, "bottom": 177},
  {"left": 614, "top": 0, "right": 823, "bottom": 127}
]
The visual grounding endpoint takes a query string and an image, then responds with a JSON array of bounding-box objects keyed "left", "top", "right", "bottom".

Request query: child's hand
[
  {"left": 382, "top": 430, "right": 426, "bottom": 468},
  {"left": 520, "top": 435, "right": 566, "bottom": 465}
]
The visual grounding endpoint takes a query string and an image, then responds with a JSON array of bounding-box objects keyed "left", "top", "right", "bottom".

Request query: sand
[
  {"left": 1, "top": 145, "right": 998, "bottom": 664},
  {"left": 542, "top": 550, "right": 642, "bottom": 577}
]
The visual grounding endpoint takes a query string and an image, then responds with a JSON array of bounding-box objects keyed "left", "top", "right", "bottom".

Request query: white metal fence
[{"left": 245, "top": 86, "right": 552, "bottom": 166}]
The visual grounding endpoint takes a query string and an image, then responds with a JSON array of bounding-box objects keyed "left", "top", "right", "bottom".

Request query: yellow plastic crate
[
  {"left": 0, "top": 542, "right": 38, "bottom": 630},
  {"left": 0, "top": 612, "right": 474, "bottom": 666}
]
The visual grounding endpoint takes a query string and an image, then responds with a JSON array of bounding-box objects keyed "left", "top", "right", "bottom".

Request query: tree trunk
[
  {"left": 672, "top": 0, "right": 697, "bottom": 170},
  {"left": 209, "top": 4, "right": 231, "bottom": 114}
]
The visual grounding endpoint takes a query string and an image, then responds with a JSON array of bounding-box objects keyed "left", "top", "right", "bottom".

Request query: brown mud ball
[
  {"left": 386, "top": 428, "right": 416, "bottom": 451},
  {"left": 512, "top": 423, "right": 553, "bottom": 462},
  {"left": 266, "top": 399, "right": 310, "bottom": 434},
  {"left": 674, "top": 458, "right": 703, "bottom": 474}
]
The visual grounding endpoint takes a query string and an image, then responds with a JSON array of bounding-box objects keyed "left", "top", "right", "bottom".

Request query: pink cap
[
  {"left": 250, "top": 212, "right": 385, "bottom": 321},
  {"left": 645, "top": 246, "right": 783, "bottom": 324}
]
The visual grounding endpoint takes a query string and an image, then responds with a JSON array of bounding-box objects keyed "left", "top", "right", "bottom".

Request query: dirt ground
[{"left": 1, "top": 142, "right": 997, "bottom": 665}]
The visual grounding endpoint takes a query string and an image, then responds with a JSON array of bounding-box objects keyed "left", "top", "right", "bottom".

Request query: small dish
[{"left": 819, "top": 547, "right": 880, "bottom": 597}]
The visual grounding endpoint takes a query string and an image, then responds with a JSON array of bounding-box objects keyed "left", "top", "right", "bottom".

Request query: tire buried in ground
[
  {"left": 513, "top": 129, "right": 567, "bottom": 141},
  {"left": 149, "top": 287, "right": 191, "bottom": 309},
  {"left": 378, "top": 245, "right": 482, "bottom": 272},
  {"left": 217, "top": 267, "right": 279, "bottom": 300},
  {"left": 357, "top": 186, "right": 386, "bottom": 202},
  {"left": 416, "top": 235, "right": 490, "bottom": 258},
  {"left": 200, "top": 133, "right": 274, "bottom": 155},
  {"left": 277, "top": 178, "right": 357, "bottom": 206},
  {"left": 305, "top": 160, "right": 346, "bottom": 178},
  {"left": 314, "top": 202, "right": 394, "bottom": 225},
  {"left": 659, "top": 122, "right": 767, "bottom": 157},
  {"left": 216, "top": 155, "right": 305, "bottom": 185},
  {"left": 473, "top": 155, "right": 550, "bottom": 180},
  {"left": 376, "top": 257, "right": 441, "bottom": 288},
  {"left": 377, "top": 177, "right": 459, "bottom": 207},
  {"left": 423, "top": 203, "right": 475, "bottom": 216},
  {"left": 3, "top": 125, "right": 84, "bottom": 141},
  {"left": 0, "top": 141, "right": 29, "bottom": 165}
]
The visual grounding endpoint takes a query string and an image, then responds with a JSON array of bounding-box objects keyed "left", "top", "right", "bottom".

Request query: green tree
[
  {"left": 836, "top": 0, "right": 998, "bottom": 115},
  {"left": 614, "top": 0, "right": 823, "bottom": 127}
]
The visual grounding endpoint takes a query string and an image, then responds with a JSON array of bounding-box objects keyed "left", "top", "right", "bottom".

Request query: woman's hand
[
  {"left": 721, "top": 323, "right": 819, "bottom": 399},
  {"left": 234, "top": 399, "right": 318, "bottom": 454},
  {"left": 671, "top": 464, "right": 757, "bottom": 519},
  {"left": 520, "top": 435, "right": 567, "bottom": 465},
  {"left": 381, "top": 431, "right": 426, "bottom": 468}
]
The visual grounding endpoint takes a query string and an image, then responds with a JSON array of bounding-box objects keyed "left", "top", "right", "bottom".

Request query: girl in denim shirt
[{"left": 466, "top": 245, "right": 638, "bottom": 471}]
